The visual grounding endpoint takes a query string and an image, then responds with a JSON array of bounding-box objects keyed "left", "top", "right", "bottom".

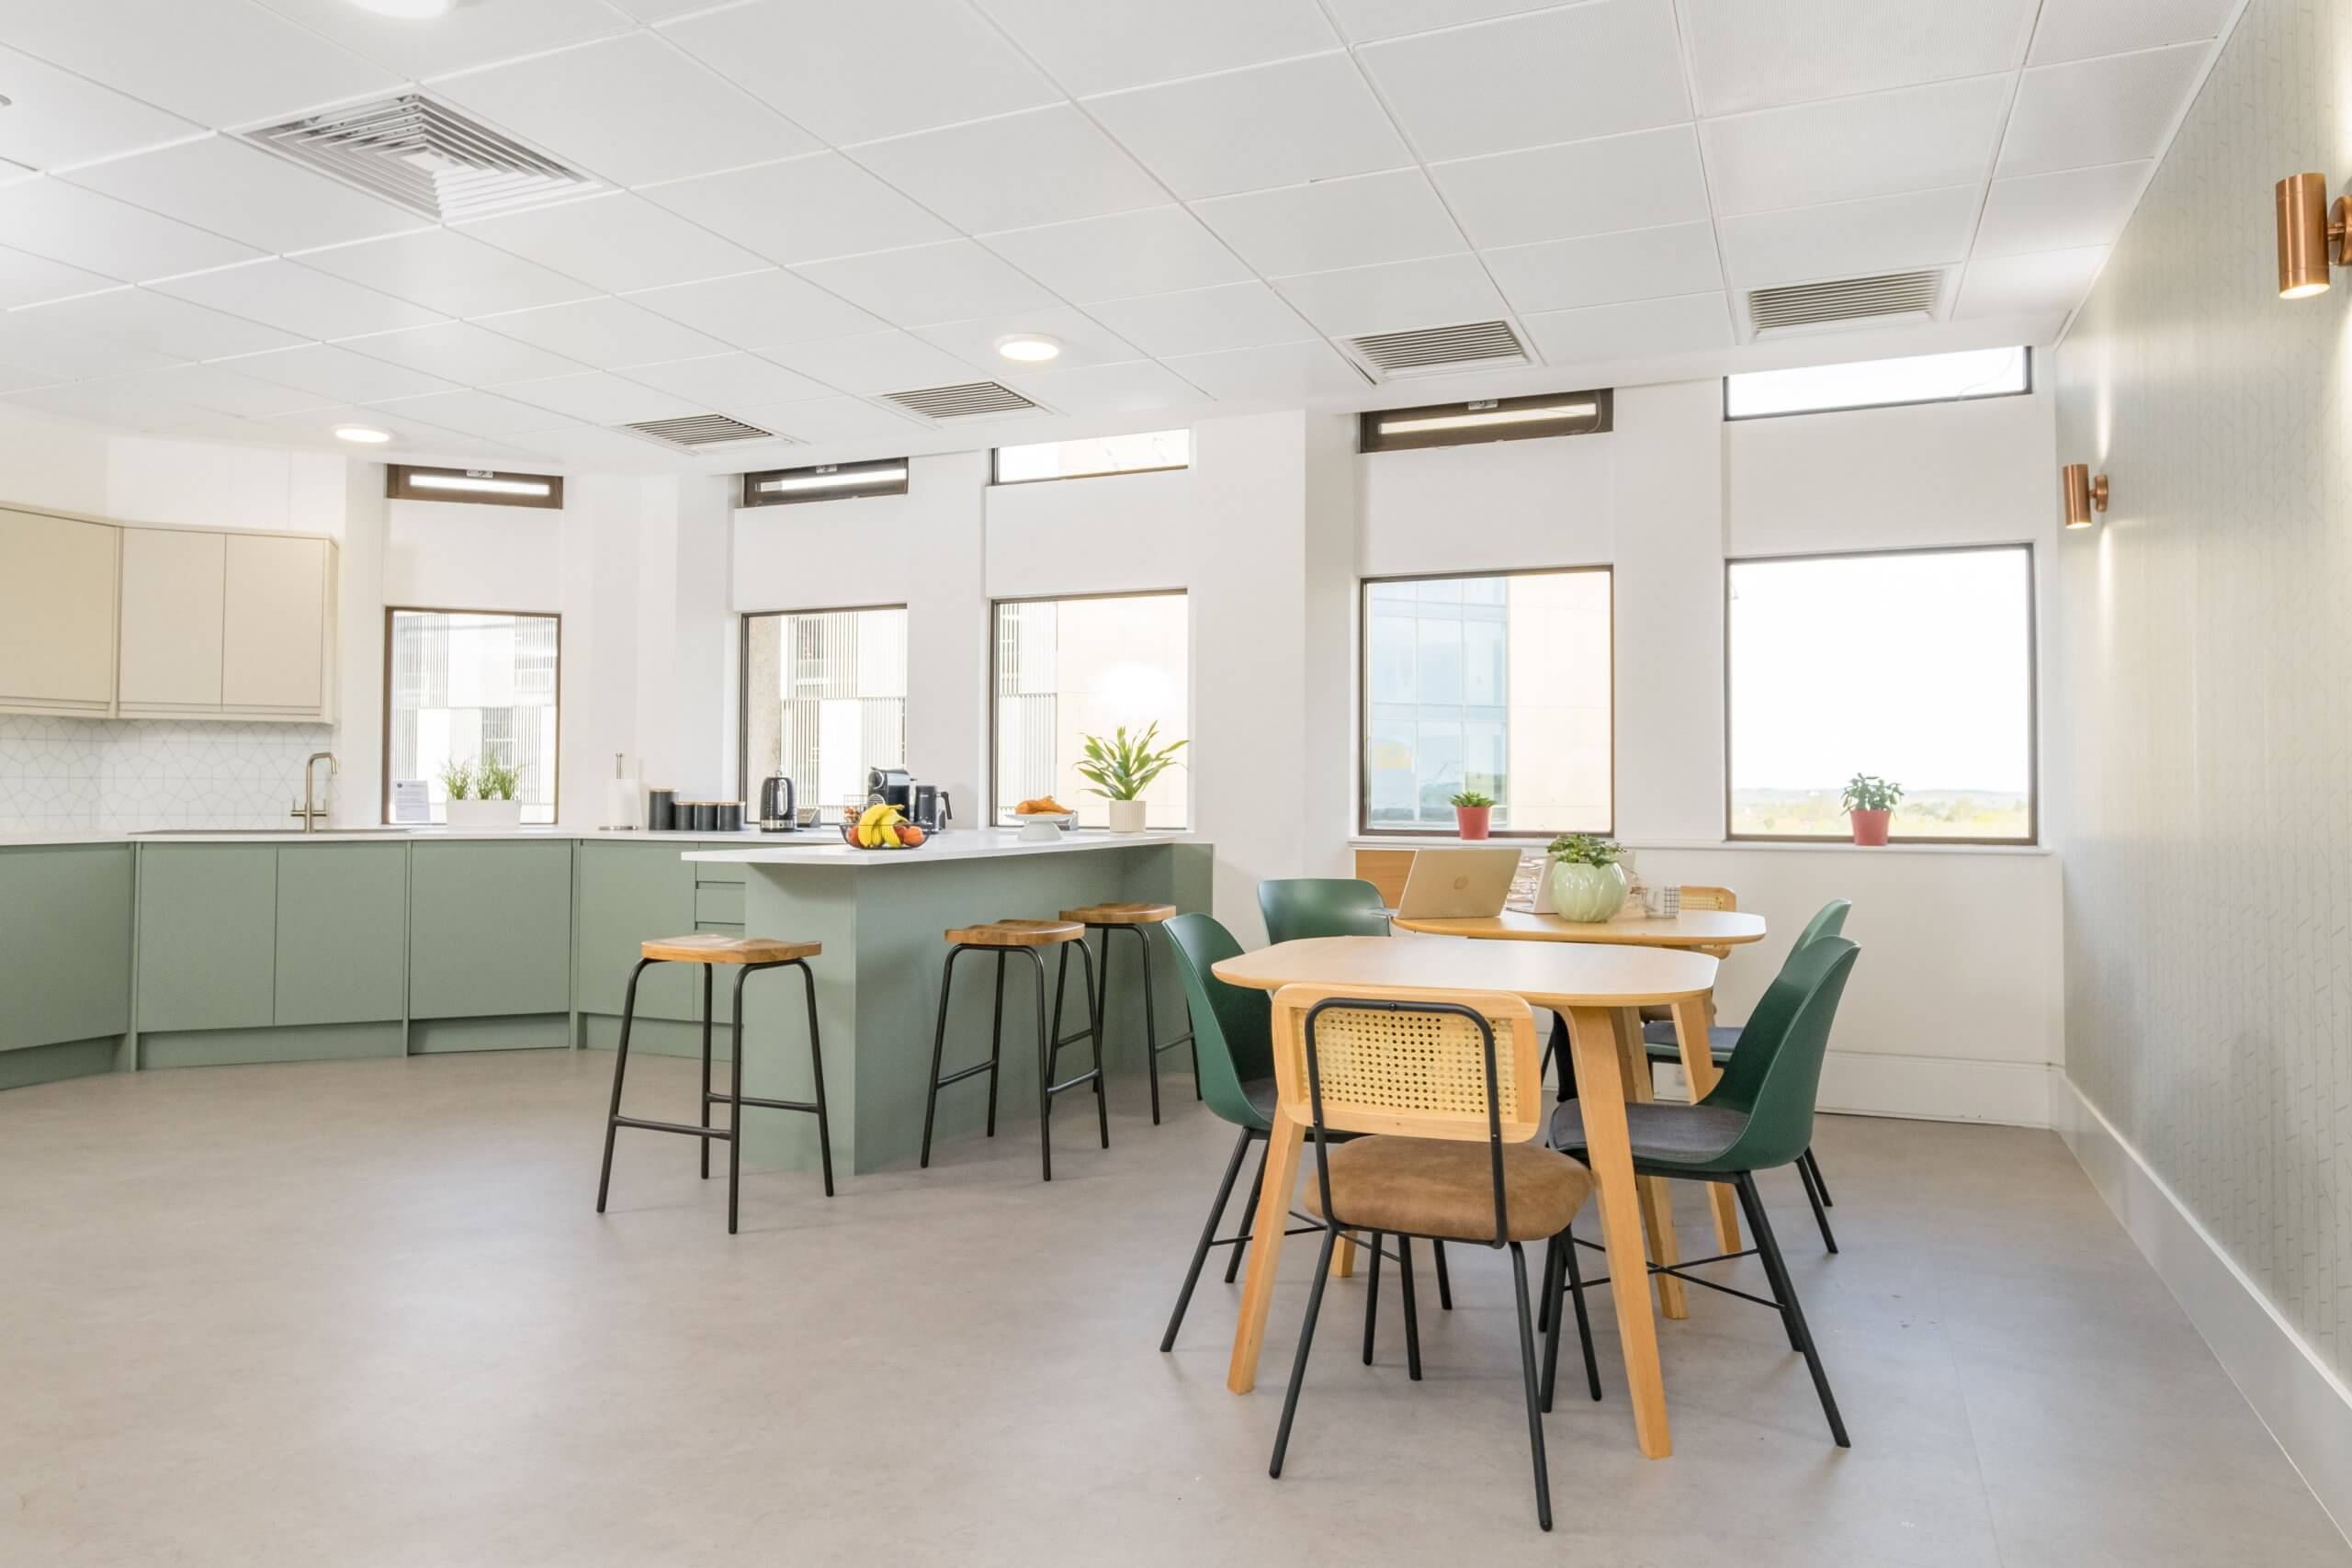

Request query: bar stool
[
  {"left": 594, "top": 933, "right": 832, "bottom": 1235},
  {"left": 1060, "top": 901, "right": 1196, "bottom": 1124},
  {"left": 920, "top": 918, "right": 1104, "bottom": 1181}
]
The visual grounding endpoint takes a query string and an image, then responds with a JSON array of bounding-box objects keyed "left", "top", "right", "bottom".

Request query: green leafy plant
[
  {"left": 1546, "top": 832, "right": 1622, "bottom": 866},
  {"left": 1840, "top": 773, "right": 1904, "bottom": 813},
  {"left": 1075, "top": 722, "right": 1188, "bottom": 802},
  {"left": 1449, "top": 789, "right": 1495, "bottom": 808},
  {"left": 438, "top": 756, "right": 475, "bottom": 801},
  {"left": 478, "top": 757, "right": 522, "bottom": 803}
]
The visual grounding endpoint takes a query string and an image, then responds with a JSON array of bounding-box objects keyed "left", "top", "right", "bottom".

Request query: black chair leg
[
  {"left": 795, "top": 960, "right": 834, "bottom": 1198},
  {"left": 1735, "top": 1172, "right": 1849, "bottom": 1448},
  {"left": 1796, "top": 1149, "right": 1838, "bottom": 1253},
  {"left": 1545, "top": 1011, "right": 1578, "bottom": 1100},
  {"left": 918, "top": 946, "right": 966, "bottom": 1169},
  {"left": 595, "top": 958, "right": 653, "bottom": 1213},
  {"left": 1270, "top": 1225, "right": 1340, "bottom": 1479},
  {"left": 1432, "top": 1238, "right": 1453, "bottom": 1310},
  {"left": 1539, "top": 1233, "right": 1565, "bottom": 1413},
  {"left": 1397, "top": 1235, "right": 1422, "bottom": 1381},
  {"left": 1803, "top": 1146, "right": 1833, "bottom": 1205},
  {"left": 1562, "top": 1222, "right": 1601, "bottom": 1403},
  {"left": 1226, "top": 1143, "right": 1268, "bottom": 1283},
  {"left": 1508, "top": 1241, "right": 1555, "bottom": 1531},
  {"left": 1362, "top": 1233, "right": 1383, "bottom": 1365},
  {"left": 1162, "top": 1127, "right": 1253, "bottom": 1351},
  {"left": 698, "top": 964, "right": 715, "bottom": 1179}
]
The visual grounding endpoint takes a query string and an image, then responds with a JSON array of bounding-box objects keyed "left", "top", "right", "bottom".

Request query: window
[
  {"left": 741, "top": 458, "right": 909, "bottom": 508},
  {"left": 384, "top": 609, "right": 560, "bottom": 824},
  {"left": 992, "top": 429, "right": 1190, "bottom": 484},
  {"left": 1726, "top": 547, "right": 2034, "bottom": 841},
  {"left": 1724, "top": 346, "right": 2030, "bottom": 420},
  {"left": 992, "top": 592, "right": 1189, "bottom": 828},
  {"left": 1358, "top": 389, "right": 1612, "bottom": 453},
  {"left": 1360, "top": 569, "right": 1612, "bottom": 836},
  {"left": 741, "top": 607, "right": 909, "bottom": 814}
]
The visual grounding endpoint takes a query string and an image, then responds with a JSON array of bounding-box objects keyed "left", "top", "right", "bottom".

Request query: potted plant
[
  {"left": 1546, "top": 832, "right": 1628, "bottom": 921},
  {"left": 1076, "top": 722, "right": 1187, "bottom": 833},
  {"left": 1449, "top": 788, "right": 1495, "bottom": 840},
  {"left": 443, "top": 757, "right": 525, "bottom": 831},
  {"left": 1841, "top": 773, "right": 1901, "bottom": 845}
]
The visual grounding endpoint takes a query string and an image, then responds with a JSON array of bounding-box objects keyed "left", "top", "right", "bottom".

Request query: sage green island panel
[
  {"left": 274, "top": 843, "right": 408, "bottom": 1027},
  {"left": 0, "top": 843, "right": 131, "bottom": 1055},
  {"left": 574, "top": 840, "right": 698, "bottom": 1023},
  {"left": 136, "top": 844, "right": 277, "bottom": 1033},
  {"left": 408, "top": 840, "right": 572, "bottom": 1021}
]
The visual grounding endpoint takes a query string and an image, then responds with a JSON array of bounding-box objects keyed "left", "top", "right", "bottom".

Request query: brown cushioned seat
[{"left": 1299, "top": 1135, "right": 1591, "bottom": 1242}]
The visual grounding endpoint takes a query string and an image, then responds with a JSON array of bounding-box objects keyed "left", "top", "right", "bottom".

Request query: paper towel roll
[{"left": 606, "top": 774, "right": 640, "bottom": 830}]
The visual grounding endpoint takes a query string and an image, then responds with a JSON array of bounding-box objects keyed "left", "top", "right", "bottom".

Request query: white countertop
[
  {"left": 0, "top": 827, "right": 780, "bottom": 849},
  {"left": 684, "top": 829, "right": 1198, "bottom": 865}
]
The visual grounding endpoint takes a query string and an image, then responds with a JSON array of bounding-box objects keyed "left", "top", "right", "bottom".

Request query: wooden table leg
[
  {"left": 1227, "top": 1111, "right": 1306, "bottom": 1394},
  {"left": 1566, "top": 1006, "right": 1672, "bottom": 1458},
  {"left": 1612, "top": 1008, "right": 1688, "bottom": 1319},
  {"left": 1333, "top": 1232, "right": 1357, "bottom": 1277},
  {"left": 1670, "top": 993, "right": 1742, "bottom": 1252}
]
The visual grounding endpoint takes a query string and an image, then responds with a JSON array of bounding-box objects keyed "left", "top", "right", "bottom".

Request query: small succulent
[
  {"left": 1449, "top": 789, "right": 1496, "bottom": 808},
  {"left": 1546, "top": 832, "right": 1622, "bottom": 866}
]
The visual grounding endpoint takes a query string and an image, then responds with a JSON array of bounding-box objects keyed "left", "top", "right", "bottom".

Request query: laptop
[{"left": 1394, "top": 846, "right": 1525, "bottom": 921}]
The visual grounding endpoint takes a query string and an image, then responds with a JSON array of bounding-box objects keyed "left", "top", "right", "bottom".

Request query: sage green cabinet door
[
  {"left": 0, "top": 844, "right": 131, "bottom": 1052},
  {"left": 574, "top": 842, "right": 697, "bottom": 1021},
  {"left": 275, "top": 843, "right": 407, "bottom": 1027},
  {"left": 137, "top": 845, "right": 277, "bottom": 1032},
  {"left": 408, "top": 841, "right": 571, "bottom": 1019}
]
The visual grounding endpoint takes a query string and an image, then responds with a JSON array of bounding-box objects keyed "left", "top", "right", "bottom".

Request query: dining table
[
  {"left": 1211, "top": 933, "right": 1721, "bottom": 1461},
  {"left": 1392, "top": 908, "right": 1769, "bottom": 1299}
]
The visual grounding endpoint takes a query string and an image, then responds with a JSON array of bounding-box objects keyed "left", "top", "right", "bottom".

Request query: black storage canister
[{"left": 648, "top": 788, "right": 674, "bottom": 832}]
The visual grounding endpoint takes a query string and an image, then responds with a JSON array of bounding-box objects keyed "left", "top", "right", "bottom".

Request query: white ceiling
[{"left": 0, "top": 0, "right": 2242, "bottom": 475}]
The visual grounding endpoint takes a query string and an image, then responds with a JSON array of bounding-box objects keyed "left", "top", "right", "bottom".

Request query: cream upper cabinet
[
  {"left": 221, "top": 534, "right": 329, "bottom": 714},
  {"left": 0, "top": 508, "right": 118, "bottom": 716},
  {"left": 118, "top": 527, "right": 227, "bottom": 713}
]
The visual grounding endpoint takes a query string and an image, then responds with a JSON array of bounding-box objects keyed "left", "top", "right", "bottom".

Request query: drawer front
[{"left": 694, "top": 883, "right": 745, "bottom": 926}]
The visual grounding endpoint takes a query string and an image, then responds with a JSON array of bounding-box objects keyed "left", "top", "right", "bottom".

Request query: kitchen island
[{"left": 679, "top": 830, "right": 1211, "bottom": 1175}]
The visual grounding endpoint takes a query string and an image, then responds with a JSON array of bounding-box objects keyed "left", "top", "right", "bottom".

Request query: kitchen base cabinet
[
  {"left": 136, "top": 846, "right": 277, "bottom": 1035},
  {"left": 408, "top": 841, "right": 572, "bottom": 1022},
  {"left": 574, "top": 841, "right": 698, "bottom": 1032},
  {"left": 0, "top": 844, "right": 132, "bottom": 1058},
  {"left": 275, "top": 843, "right": 407, "bottom": 1027}
]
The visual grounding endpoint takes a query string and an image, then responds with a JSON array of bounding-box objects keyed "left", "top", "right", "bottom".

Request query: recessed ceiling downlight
[
  {"left": 335, "top": 425, "right": 393, "bottom": 445},
  {"left": 994, "top": 334, "right": 1062, "bottom": 364},
  {"left": 347, "top": 0, "right": 453, "bottom": 17}
]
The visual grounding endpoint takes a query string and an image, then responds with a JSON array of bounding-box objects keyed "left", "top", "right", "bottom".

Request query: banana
[{"left": 854, "top": 800, "right": 903, "bottom": 847}]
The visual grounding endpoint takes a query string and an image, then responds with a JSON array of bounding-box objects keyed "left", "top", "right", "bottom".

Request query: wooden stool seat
[
  {"left": 1060, "top": 901, "right": 1177, "bottom": 925},
  {"left": 640, "top": 933, "right": 820, "bottom": 964},
  {"left": 944, "top": 918, "right": 1085, "bottom": 948}
]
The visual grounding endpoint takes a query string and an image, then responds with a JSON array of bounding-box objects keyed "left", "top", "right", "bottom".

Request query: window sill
[{"left": 1347, "top": 835, "right": 2052, "bottom": 858}]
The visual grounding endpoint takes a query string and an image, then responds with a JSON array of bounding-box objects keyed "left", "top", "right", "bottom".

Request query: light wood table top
[
  {"left": 1393, "top": 908, "right": 1768, "bottom": 948},
  {"left": 1212, "top": 934, "right": 1719, "bottom": 1009}
]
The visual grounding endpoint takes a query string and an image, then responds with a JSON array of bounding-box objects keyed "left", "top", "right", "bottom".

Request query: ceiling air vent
[
  {"left": 618, "top": 413, "right": 781, "bottom": 452},
  {"left": 1342, "top": 319, "right": 1531, "bottom": 379},
  {"left": 1747, "top": 270, "right": 1943, "bottom": 337},
  {"left": 243, "top": 94, "right": 595, "bottom": 223},
  {"left": 880, "top": 381, "right": 1040, "bottom": 422}
]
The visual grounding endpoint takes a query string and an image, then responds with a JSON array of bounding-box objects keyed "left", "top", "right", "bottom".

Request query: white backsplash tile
[{"left": 0, "top": 716, "right": 336, "bottom": 834}]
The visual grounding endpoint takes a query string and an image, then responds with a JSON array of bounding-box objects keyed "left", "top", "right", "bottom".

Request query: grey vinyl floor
[{"left": 1, "top": 1049, "right": 2342, "bottom": 1567}]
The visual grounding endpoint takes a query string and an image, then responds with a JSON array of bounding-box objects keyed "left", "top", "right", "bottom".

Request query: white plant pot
[
  {"left": 1106, "top": 798, "right": 1148, "bottom": 833},
  {"left": 446, "top": 797, "right": 523, "bottom": 832}
]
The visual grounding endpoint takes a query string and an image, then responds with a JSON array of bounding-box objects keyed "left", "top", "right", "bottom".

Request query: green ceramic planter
[{"left": 1549, "top": 860, "right": 1628, "bottom": 922}]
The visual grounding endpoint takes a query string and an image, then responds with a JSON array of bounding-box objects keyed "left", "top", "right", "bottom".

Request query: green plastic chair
[
  {"left": 1642, "top": 897, "right": 1849, "bottom": 1249},
  {"left": 1548, "top": 936, "right": 1860, "bottom": 1447},
  {"left": 1258, "top": 878, "right": 1391, "bottom": 944}
]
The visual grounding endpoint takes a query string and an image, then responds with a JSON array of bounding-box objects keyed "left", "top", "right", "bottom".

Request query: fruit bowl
[
  {"left": 1012, "top": 810, "right": 1076, "bottom": 842},
  {"left": 839, "top": 822, "right": 927, "bottom": 851}
]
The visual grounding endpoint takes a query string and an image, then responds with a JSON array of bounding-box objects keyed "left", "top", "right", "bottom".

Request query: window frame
[
  {"left": 1357, "top": 389, "right": 1613, "bottom": 454},
  {"left": 1355, "top": 563, "right": 1616, "bottom": 840},
  {"left": 987, "top": 586, "right": 1193, "bottom": 829},
  {"left": 989, "top": 430, "right": 1193, "bottom": 487},
  {"left": 1722, "top": 346, "right": 2032, "bottom": 423},
  {"left": 740, "top": 458, "right": 910, "bottom": 508},
  {"left": 385, "top": 464, "right": 564, "bottom": 509},
  {"left": 735, "top": 602, "right": 911, "bottom": 806},
  {"left": 1722, "top": 542, "right": 2039, "bottom": 846},
  {"left": 380, "top": 605, "right": 564, "bottom": 825}
]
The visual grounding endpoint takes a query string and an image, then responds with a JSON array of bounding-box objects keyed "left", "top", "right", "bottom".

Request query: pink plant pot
[
  {"left": 1455, "top": 806, "right": 1493, "bottom": 840},
  {"left": 1849, "top": 808, "right": 1891, "bottom": 846}
]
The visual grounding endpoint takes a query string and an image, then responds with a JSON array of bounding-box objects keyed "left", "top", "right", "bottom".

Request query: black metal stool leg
[
  {"left": 1072, "top": 936, "right": 1107, "bottom": 1150},
  {"left": 1048, "top": 942, "right": 1071, "bottom": 1090},
  {"left": 1026, "top": 949, "right": 1054, "bottom": 1181},
  {"left": 919, "top": 945, "right": 966, "bottom": 1169},
  {"left": 986, "top": 950, "right": 1006, "bottom": 1136},
  {"left": 1397, "top": 1235, "right": 1422, "bottom": 1381},
  {"left": 1226, "top": 1141, "right": 1268, "bottom": 1282},
  {"left": 1162, "top": 1126, "right": 1253, "bottom": 1352},
  {"left": 698, "top": 964, "right": 715, "bottom": 1179},
  {"left": 595, "top": 957, "right": 655, "bottom": 1213},
  {"left": 727, "top": 967, "right": 747, "bottom": 1235},
  {"left": 1125, "top": 926, "right": 1162, "bottom": 1125},
  {"left": 797, "top": 960, "right": 833, "bottom": 1198}
]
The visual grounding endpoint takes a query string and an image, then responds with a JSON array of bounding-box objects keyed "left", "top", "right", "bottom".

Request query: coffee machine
[
  {"left": 757, "top": 773, "right": 797, "bottom": 832},
  {"left": 869, "top": 768, "right": 952, "bottom": 832}
]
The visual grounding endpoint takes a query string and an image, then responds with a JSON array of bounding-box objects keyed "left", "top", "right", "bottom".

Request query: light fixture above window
[
  {"left": 335, "top": 425, "right": 392, "bottom": 445},
  {"left": 388, "top": 465, "right": 564, "bottom": 509},
  {"left": 2276, "top": 173, "right": 2348, "bottom": 298},
  {"left": 2061, "top": 462, "right": 2109, "bottom": 528},
  {"left": 1358, "top": 390, "right": 1612, "bottom": 453},
  {"left": 994, "top": 334, "right": 1062, "bottom": 364},
  {"left": 741, "top": 457, "right": 910, "bottom": 507}
]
